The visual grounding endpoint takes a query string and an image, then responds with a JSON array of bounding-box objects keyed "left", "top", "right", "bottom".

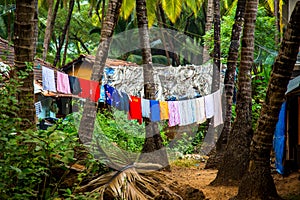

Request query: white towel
[
  {"left": 42, "top": 66, "right": 56, "bottom": 92},
  {"left": 204, "top": 93, "right": 214, "bottom": 118},
  {"left": 141, "top": 98, "right": 150, "bottom": 118},
  {"left": 178, "top": 100, "right": 190, "bottom": 126},
  {"left": 189, "top": 99, "right": 197, "bottom": 124},
  {"left": 195, "top": 97, "right": 206, "bottom": 124},
  {"left": 213, "top": 90, "right": 223, "bottom": 127}
]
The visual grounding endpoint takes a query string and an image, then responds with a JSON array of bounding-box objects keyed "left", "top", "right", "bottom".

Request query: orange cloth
[{"left": 159, "top": 101, "right": 169, "bottom": 120}]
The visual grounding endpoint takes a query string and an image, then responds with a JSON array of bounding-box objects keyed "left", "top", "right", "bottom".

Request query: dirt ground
[{"left": 164, "top": 161, "right": 300, "bottom": 200}]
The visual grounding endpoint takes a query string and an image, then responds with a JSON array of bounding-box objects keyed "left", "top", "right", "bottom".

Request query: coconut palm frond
[
  {"left": 126, "top": 183, "right": 148, "bottom": 200},
  {"left": 146, "top": 0, "right": 157, "bottom": 27},
  {"left": 161, "top": 0, "right": 183, "bottom": 23},
  {"left": 266, "top": 0, "right": 274, "bottom": 13},
  {"left": 120, "top": 0, "right": 135, "bottom": 20},
  {"left": 78, "top": 166, "right": 162, "bottom": 200}
]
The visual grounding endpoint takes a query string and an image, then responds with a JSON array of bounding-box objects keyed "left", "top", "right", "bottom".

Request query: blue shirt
[{"left": 150, "top": 100, "right": 160, "bottom": 122}]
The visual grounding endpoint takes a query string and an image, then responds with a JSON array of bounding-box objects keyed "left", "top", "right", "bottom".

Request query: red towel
[
  {"left": 129, "top": 96, "right": 142, "bottom": 124},
  {"left": 78, "top": 78, "right": 100, "bottom": 102}
]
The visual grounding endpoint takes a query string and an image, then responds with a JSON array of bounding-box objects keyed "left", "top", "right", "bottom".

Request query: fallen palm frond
[{"left": 75, "top": 163, "right": 169, "bottom": 200}]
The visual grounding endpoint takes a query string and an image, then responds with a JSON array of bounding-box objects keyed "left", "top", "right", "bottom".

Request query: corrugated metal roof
[
  {"left": 0, "top": 38, "right": 75, "bottom": 98},
  {"left": 286, "top": 75, "right": 300, "bottom": 95},
  {"left": 62, "top": 54, "right": 138, "bottom": 72},
  {"left": 0, "top": 38, "right": 14, "bottom": 66}
]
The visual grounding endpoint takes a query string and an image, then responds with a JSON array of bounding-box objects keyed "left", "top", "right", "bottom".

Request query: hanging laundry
[
  {"left": 111, "top": 89, "right": 122, "bottom": 110},
  {"left": 129, "top": 96, "right": 142, "bottom": 124},
  {"left": 204, "top": 93, "right": 214, "bottom": 118},
  {"left": 68, "top": 76, "right": 82, "bottom": 95},
  {"left": 168, "top": 101, "right": 180, "bottom": 127},
  {"left": 189, "top": 99, "right": 197, "bottom": 124},
  {"left": 78, "top": 78, "right": 90, "bottom": 99},
  {"left": 195, "top": 97, "right": 206, "bottom": 124},
  {"left": 89, "top": 80, "right": 100, "bottom": 102},
  {"left": 150, "top": 100, "right": 160, "bottom": 122},
  {"left": 104, "top": 84, "right": 115, "bottom": 105},
  {"left": 56, "top": 71, "right": 71, "bottom": 94},
  {"left": 34, "top": 101, "right": 42, "bottom": 117},
  {"left": 99, "top": 84, "right": 106, "bottom": 102},
  {"left": 159, "top": 101, "right": 169, "bottom": 120},
  {"left": 141, "top": 98, "right": 150, "bottom": 118},
  {"left": 213, "top": 90, "right": 223, "bottom": 127},
  {"left": 178, "top": 100, "right": 191, "bottom": 126},
  {"left": 120, "top": 91, "right": 130, "bottom": 112},
  {"left": 42, "top": 66, "right": 56, "bottom": 92}
]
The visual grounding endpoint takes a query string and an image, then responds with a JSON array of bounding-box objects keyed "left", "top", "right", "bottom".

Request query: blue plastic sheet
[{"left": 273, "top": 101, "right": 286, "bottom": 175}]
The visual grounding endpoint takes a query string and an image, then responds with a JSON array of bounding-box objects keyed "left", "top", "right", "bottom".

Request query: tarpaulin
[{"left": 273, "top": 101, "right": 286, "bottom": 175}]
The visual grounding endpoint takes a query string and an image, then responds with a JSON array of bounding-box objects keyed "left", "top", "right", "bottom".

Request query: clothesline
[
  {"left": 104, "top": 84, "right": 223, "bottom": 127},
  {"left": 41, "top": 66, "right": 224, "bottom": 127},
  {"left": 41, "top": 66, "right": 100, "bottom": 102}
]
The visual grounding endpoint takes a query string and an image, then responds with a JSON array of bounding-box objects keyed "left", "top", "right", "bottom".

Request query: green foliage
[
  {"left": 252, "top": 99, "right": 262, "bottom": 129},
  {"left": 1, "top": 117, "right": 75, "bottom": 199},
  {"left": 36, "top": 2, "right": 101, "bottom": 64},
  {"left": 203, "top": 5, "right": 278, "bottom": 64},
  {"left": 164, "top": 126, "right": 205, "bottom": 156},
  {"left": 171, "top": 159, "right": 199, "bottom": 168},
  {"left": 120, "top": 0, "right": 135, "bottom": 21},
  {"left": 0, "top": 76, "right": 21, "bottom": 133},
  {"left": 170, "top": 132, "right": 195, "bottom": 155},
  {"left": 161, "top": 0, "right": 183, "bottom": 24},
  {"left": 95, "top": 109, "right": 145, "bottom": 152},
  {"left": 0, "top": 73, "right": 107, "bottom": 199}
]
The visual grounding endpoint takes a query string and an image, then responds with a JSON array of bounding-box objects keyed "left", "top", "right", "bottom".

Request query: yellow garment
[{"left": 160, "top": 101, "right": 169, "bottom": 120}]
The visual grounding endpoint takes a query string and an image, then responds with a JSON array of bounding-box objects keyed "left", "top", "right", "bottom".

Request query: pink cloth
[
  {"left": 56, "top": 71, "right": 71, "bottom": 94},
  {"left": 168, "top": 101, "right": 180, "bottom": 127}
]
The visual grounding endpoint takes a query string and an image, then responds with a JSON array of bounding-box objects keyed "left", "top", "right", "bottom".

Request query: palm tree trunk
[
  {"left": 203, "top": 0, "right": 214, "bottom": 63},
  {"left": 211, "top": 0, "right": 220, "bottom": 93},
  {"left": 158, "top": 4, "right": 180, "bottom": 66},
  {"left": 136, "top": 0, "right": 169, "bottom": 169},
  {"left": 274, "top": 0, "right": 279, "bottom": 44},
  {"left": 7, "top": 9, "right": 11, "bottom": 42},
  {"left": 101, "top": 0, "right": 106, "bottom": 28},
  {"left": 33, "top": 0, "right": 38, "bottom": 55},
  {"left": 78, "top": 0, "right": 122, "bottom": 144},
  {"left": 43, "top": 0, "right": 60, "bottom": 61},
  {"left": 53, "top": 0, "right": 75, "bottom": 67},
  {"left": 206, "top": 0, "right": 247, "bottom": 169},
  {"left": 234, "top": 2, "right": 300, "bottom": 199},
  {"left": 62, "top": 27, "right": 69, "bottom": 66},
  {"left": 211, "top": 0, "right": 258, "bottom": 186},
  {"left": 205, "top": 0, "right": 221, "bottom": 167},
  {"left": 14, "top": 0, "right": 37, "bottom": 129}
]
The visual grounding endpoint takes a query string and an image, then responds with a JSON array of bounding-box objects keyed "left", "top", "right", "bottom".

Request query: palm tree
[
  {"left": 218, "top": 0, "right": 246, "bottom": 156},
  {"left": 78, "top": 0, "right": 123, "bottom": 143},
  {"left": 42, "top": 0, "right": 60, "bottom": 61},
  {"left": 235, "top": 2, "right": 300, "bottom": 199},
  {"left": 211, "top": 0, "right": 258, "bottom": 185},
  {"left": 206, "top": 0, "right": 247, "bottom": 169},
  {"left": 53, "top": 0, "right": 75, "bottom": 66},
  {"left": 14, "top": 0, "right": 37, "bottom": 129},
  {"left": 203, "top": 0, "right": 221, "bottom": 162},
  {"left": 203, "top": 0, "right": 214, "bottom": 63},
  {"left": 135, "top": 0, "right": 169, "bottom": 168},
  {"left": 211, "top": 0, "right": 221, "bottom": 93}
]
